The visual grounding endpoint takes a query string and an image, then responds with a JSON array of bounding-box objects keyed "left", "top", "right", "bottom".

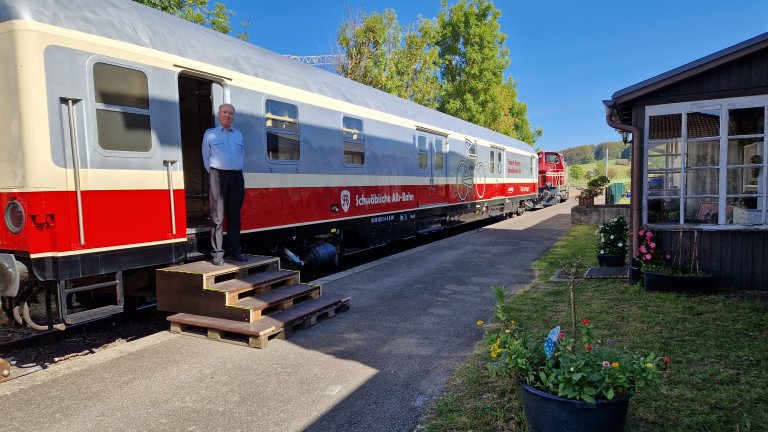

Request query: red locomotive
[{"left": 535, "top": 151, "right": 569, "bottom": 207}]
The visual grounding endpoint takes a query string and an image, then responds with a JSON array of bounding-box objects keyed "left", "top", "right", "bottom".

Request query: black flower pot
[
  {"left": 598, "top": 254, "right": 626, "bottom": 267},
  {"left": 643, "top": 272, "right": 716, "bottom": 294},
  {"left": 519, "top": 382, "right": 630, "bottom": 432}
]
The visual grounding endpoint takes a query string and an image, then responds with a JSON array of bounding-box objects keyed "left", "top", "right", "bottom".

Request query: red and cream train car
[{"left": 0, "top": 0, "right": 538, "bottom": 329}]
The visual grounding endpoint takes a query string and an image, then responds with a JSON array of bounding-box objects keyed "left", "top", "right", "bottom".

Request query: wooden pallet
[{"left": 167, "top": 292, "right": 350, "bottom": 348}]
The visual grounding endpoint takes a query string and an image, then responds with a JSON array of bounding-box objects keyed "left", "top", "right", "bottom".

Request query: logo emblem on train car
[{"left": 340, "top": 190, "right": 351, "bottom": 213}]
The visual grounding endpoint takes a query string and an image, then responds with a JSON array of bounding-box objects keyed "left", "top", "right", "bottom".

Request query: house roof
[{"left": 612, "top": 32, "right": 768, "bottom": 104}]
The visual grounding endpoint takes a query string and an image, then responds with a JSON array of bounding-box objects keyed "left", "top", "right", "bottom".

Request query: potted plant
[
  {"left": 577, "top": 176, "right": 610, "bottom": 206},
  {"left": 596, "top": 215, "right": 628, "bottom": 267},
  {"left": 484, "top": 286, "right": 670, "bottom": 432},
  {"left": 637, "top": 229, "right": 715, "bottom": 293}
]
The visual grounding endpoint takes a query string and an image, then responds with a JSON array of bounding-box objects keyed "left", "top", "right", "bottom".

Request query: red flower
[
  {"left": 558, "top": 331, "right": 566, "bottom": 340},
  {"left": 584, "top": 345, "right": 593, "bottom": 351},
  {"left": 662, "top": 356, "right": 671, "bottom": 363},
  {"left": 580, "top": 319, "right": 590, "bottom": 325}
]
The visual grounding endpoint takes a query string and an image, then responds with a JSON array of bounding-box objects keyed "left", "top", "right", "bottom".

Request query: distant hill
[{"left": 560, "top": 141, "right": 630, "bottom": 165}]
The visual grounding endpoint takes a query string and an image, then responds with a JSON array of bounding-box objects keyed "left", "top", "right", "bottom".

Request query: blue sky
[{"left": 226, "top": 1, "right": 768, "bottom": 152}]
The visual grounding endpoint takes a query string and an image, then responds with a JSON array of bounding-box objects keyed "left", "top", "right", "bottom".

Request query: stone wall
[{"left": 571, "top": 205, "right": 630, "bottom": 226}]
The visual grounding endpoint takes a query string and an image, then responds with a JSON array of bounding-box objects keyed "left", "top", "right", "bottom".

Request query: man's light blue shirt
[{"left": 202, "top": 126, "right": 244, "bottom": 172}]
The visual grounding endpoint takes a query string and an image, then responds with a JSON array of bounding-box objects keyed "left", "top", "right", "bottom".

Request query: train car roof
[{"left": 0, "top": 0, "right": 533, "bottom": 154}]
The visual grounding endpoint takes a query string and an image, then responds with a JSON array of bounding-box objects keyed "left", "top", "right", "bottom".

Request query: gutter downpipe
[{"left": 603, "top": 100, "right": 642, "bottom": 266}]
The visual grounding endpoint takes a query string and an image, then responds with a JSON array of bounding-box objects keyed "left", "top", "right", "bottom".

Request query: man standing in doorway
[{"left": 202, "top": 103, "right": 248, "bottom": 265}]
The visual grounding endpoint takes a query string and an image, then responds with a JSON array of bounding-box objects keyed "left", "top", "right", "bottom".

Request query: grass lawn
[{"left": 419, "top": 225, "right": 768, "bottom": 431}]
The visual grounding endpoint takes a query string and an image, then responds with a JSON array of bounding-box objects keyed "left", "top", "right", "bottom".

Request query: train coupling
[{"left": 0, "top": 254, "right": 28, "bottom": 298}]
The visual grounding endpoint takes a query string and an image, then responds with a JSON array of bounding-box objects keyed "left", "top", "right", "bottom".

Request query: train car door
[
  {"left": 177, "top": 73, "right": 224, "bottom": 237},
  {"left": 491, "top": 147, "right": 505, "bottom": 197},
  {"left": 416, "top": 132, "right": 448, "bottom": 206}
]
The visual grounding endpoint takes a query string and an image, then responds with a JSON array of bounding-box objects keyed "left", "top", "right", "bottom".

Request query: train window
[
  {"left": 266, "top": 99, "right": 300, "bottom": 160},
  {"left": 434, "top": 138, "right": 444, "bottom": 171},
  {"left": 93, "top": 63, "right": 151, "bottom": 152},
  {"left": 497, "top": 152, "right": 502, "bottom": 174},
  {"left": 417, "top": 135, "right": 428, "bottom": 170},
  {"left": 490, "top": 151, "right": 495, "bottom": 173},
  {"left": 342, "top": 116, "right": 365, "bottom": 165}
]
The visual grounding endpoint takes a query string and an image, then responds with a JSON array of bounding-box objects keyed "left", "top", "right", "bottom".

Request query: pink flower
[
  {"left": 644, "top": 253, "right": 652, "bottom": 260},
  {"left": 650, "top": 242, "right": 656, "bottom": 248},
  {"left": 602, "top": 361, "right": 611, "bottom": 367},
  {"left": 639, "top": 230, "right": 645, "bottom": 236},
  {"left": 646, "top": 232, "right": 653, "bottom": 239},
  {"left": 639, "top": 245, "right": 647, "bottom": 253}
]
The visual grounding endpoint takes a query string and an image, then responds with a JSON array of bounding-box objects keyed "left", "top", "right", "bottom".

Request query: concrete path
[{"left": 0, "top": 203, "right": 573, "bottom": 432}]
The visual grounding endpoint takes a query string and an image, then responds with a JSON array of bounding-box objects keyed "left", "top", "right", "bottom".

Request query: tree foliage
[
  {"left": 569, "top": 165, "right": 585, "bottom": 181},
  {"left": 133, "top": 0, "right": 248, "bottom": 40},
  {"left": 562, "top": 145, "right": 596, "bottom": 165},
  {"left": 594, "top": 141, "right": 625, "bottom": 161},
  {"left": 336, "top": 9, "right": 440, "bottom": 108},
  {"left": 335, "top": 1, "right": 540, "bottom": 145}
]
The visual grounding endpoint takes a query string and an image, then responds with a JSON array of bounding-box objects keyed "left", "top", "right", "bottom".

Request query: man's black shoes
[{"left": 229, "top": 254, "right": 249, "bottom": 262}]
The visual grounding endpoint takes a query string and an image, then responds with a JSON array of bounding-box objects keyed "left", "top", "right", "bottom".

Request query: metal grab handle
[
  {"left": 65, "top": 98, "right": 85, "bottom": 245},
  {"left": 164, "top": 160, "right": 177, "bottom": 235}
]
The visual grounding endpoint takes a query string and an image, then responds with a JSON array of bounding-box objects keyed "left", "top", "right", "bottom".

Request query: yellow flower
[
  {"left": 612, "top": 362, "right": 620, "bottom": 368},
  {"left": 505, "top": 329, "right": 511, "bottom": 333},
  {"left": 476, "top": 320, "right": 484, "bottom": 326},
  {"left": 646, "top": 363, "right": 654, "bottom": 369},
  {"left": 490, "top": 339, "right": 501, "bottom": 358}
]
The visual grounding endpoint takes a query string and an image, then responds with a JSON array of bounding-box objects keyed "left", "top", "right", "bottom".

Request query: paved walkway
[{"left": 0, "top": 203, "right": 573, "bottom": 432}]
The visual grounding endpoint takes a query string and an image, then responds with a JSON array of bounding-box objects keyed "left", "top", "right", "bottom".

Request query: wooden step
[
  {"left": 210, "top": 270, "right": 301, "bottom": 301},
  {"left": 165, "top": 255, "right": 280, "bottom": 277},
  {"left": 166, "top": 292, "right": 350, "bottom": 348},
  {"left": 235, "top": 283, "right": 321, "bottom": 321},
  {"left": 268, "top": 292, "right": 350, "bottom": 337},
  {"left": 168, "top": 313, "right": 283, "bottom": 348}
]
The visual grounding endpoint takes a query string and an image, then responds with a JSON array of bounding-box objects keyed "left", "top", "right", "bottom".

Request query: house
[{"left": 605, "top": 33, "right": 768, "bottom": 290}]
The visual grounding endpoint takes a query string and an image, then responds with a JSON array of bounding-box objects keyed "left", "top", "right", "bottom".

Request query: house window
[
  {"left": 646, "top": 100, "right": 766, "bottom": 226},
  {"left": 93, "top": 63, "right": 151, "bottom": 152},
  {"left": 266, "top": 99, "right": 300, "bottom": 161},
  {"left": 342, "top": 116, "right": 365, "bottom": 165}
]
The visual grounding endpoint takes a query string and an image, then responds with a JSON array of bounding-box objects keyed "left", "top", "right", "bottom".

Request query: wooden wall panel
[{"left": 655, "top": 230, "right": 767, "bottom": 291}]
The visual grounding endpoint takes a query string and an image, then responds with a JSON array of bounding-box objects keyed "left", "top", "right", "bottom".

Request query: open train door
[{"left": 177, "top": 73, "right": 224, "bottom": 257}]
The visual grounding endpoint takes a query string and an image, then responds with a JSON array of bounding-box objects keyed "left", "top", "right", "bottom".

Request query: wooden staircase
[{"left": 156, "top": 255, "right": 349, "bottom": 348}]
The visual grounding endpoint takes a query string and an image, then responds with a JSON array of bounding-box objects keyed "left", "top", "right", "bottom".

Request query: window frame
[
  {"left": 645, "top": 96, "right": 768, "bottom": 228},
  {"left": 342, "top": 115, "right": 365, "bottom": 166},
  {"left": 89, "top": 59, "right": 155, "bottom": 157},
  {"left": 265, "top": 98, "right": 301, "bottom": 163},
  {"left": 417, "top": 134, "right": 429, "bottom": 171}
]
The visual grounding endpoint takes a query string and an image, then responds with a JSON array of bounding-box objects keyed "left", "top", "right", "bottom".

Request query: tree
[
  {"left": 492, "top": 77, "right": 542, "bottom": 144},
  {"left": 562, "top": 145, "right": 596, "bottom": 165},
  {"left": 569, "top": 165, "right": 585, "bottom": 181},
  {"left": 435, "top": 0, "right": 508, "bottom": 130},
  {"left": 336, "top": 9, "right": 440, "bottom": 108},
  {"left": 595, "top": 141, "right": 624, "bottom": 162},
  {"left": 334, "top": 1, "right": 541, "bottom": 145},
  {"left": 133, "top": 0, "right": 248, "bottom": 40}
]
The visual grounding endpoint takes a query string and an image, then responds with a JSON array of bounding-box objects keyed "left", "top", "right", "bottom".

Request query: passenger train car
[{"left": 0, "top": 0, "right": 538, "bottom": 330}]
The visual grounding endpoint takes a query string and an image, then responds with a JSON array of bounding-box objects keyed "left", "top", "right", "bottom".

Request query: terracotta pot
[{"left": 578, "top": 196, "right": 594, "bottom": 206}]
